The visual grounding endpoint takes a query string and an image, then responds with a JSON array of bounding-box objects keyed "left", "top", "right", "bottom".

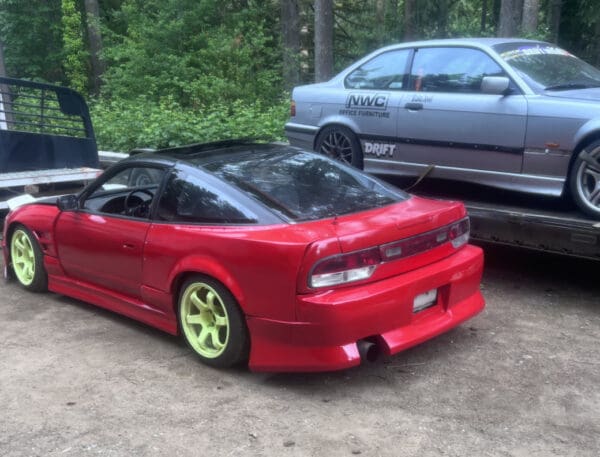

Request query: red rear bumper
[{"left": 247, "top": 244, "right": 484, "bottom": 372}]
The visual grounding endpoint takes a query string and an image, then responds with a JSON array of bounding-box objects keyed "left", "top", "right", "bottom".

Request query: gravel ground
[{"left": 1, "top": 244, "right": 599, "bottom": 457}]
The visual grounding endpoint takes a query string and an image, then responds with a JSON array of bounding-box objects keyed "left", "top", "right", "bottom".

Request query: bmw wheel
[
  {"left": 10, "top": 225, "right": 48, "bottom": 292},
  {"left": 315, "top": 125, "right": 363, "bottom": 169},
  {"left": 570, "top": 141, "right": 600, "bottom": 219},
  {"left": 178, "top": 276, "right": 249, "bottom": 368}
]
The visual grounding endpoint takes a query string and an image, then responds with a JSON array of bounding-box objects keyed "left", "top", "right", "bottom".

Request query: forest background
[{"left": 0, "top": 0, "right": 598, "bottom": 152}]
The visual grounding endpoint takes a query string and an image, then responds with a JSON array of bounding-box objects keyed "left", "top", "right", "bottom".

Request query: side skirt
[
  {"left": 365, "top": 158, "right": 566, "bottom": 197},
  {"left": 48, "top": 274, "right": 178, "bottom": 335}
]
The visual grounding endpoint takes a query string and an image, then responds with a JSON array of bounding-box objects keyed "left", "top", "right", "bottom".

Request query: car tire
[
  {"left": 569, "top": 141, "right": 600, "bottom": 219},
  {"left": 178, "top": 275, "right": 249, "bottom": 368},
  {"left": 315, "top": 125, "right": 364, "bottom": 169},
  {"left": 9, "top": 225, "right": 48, "bottom": 292}
]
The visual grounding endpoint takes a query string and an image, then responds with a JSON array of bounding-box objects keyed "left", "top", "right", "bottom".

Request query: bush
[{"left": 90, "top": 96, "right": 289, "bottom": 152}]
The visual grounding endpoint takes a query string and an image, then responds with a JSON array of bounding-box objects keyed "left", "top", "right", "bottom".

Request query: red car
[{"left": 2, "top": 141, "right": 484, "bottom": 371}]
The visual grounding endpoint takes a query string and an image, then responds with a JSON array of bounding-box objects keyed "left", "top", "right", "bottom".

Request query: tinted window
[
  {"left": 410, "top": 47, "right": 504, "bottom": 93},
  {"left": 200, "top": 150, "right": 408, "bottom": 222},
  {"left": 156, "top": 170, "right": 258, "bottom": 224},
  {"left": 345, "top": 49, "right": 411, "bottom": 90}
]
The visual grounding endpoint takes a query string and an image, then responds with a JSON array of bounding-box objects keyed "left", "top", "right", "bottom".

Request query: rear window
[{"left": 198, "top": 149, "right": 409, "bottom": 222}]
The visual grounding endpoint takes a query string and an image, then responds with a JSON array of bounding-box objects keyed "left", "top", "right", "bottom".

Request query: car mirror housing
[
  {"left": 481, "top": 76, "right": 510, "bottom": 95},
  {"left": 57, "top": 194, "right": 79, "bottom": 211}
]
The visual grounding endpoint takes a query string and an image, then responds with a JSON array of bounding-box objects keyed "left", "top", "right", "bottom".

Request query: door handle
[
  {"left": 404, "top": 102, "right": 423, "bottom": 111},
  {"left": 122, "top": 242, "right": 136, "bottom": 249}
]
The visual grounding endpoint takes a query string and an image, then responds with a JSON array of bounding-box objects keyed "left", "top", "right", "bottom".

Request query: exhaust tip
[{"left": 357, "top": 339, "right": 379, "bottom": 363}]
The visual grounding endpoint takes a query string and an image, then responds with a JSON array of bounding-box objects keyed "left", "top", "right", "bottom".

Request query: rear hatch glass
[{"left": 199, "top": 148, "right": 409, "bottom": 221}]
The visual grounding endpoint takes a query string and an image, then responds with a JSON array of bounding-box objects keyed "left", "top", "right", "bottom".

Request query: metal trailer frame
[
  {"left": 0, "top": 77, "right": 101, "bottom": 209},
  {"left": 467, "top": 203, "right": 600, "bottom": 261}
]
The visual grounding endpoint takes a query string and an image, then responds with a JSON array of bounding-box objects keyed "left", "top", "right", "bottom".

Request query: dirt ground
[{"left": 0, "top": 243, "right": 599, "bottom": 457}]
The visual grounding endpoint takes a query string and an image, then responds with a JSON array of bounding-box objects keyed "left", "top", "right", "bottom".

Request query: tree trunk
[
  {"left": 492, "top": 0, "right": 502, "bottom": 32},
  {"left": 437, "top": 0, "right": 449, "bottom": 38},
  {"left": 281, "top": 0, "right": 301, "bottom": 90},
  {"left": 522, "top": 0, "right": 539, "bottom": 33},
  {"left": 404, "top": 0, "right": 415, "bottom": 41},
  {"left": 549, "top": 0, "right": 562, "bottom": 44},
  {"left": 389, "top": 0, "right": 399, "bottom": 37},
  {"left": 0, "top": 38, "right": 8, "bottom": 78},
  {"left": 376, "top": 0, "right": 386, "bottom": 42},
  {"left": 498, "top": 0, "right": 519, "bottom": 37},
  {"left": 481, "top": 0, "right": 488, "bottom": 33},
  {"left": 314, "top": 0, "right": 333, "bottom": 82},
  {"left": 514, "top": 0, "right": 524, "bottom": 28},
  {"left": 83, "top": 0, "right": 105, "bottom": 96}
]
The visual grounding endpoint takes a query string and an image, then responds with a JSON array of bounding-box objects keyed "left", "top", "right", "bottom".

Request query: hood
[{"left": 543, "top": 87, "right": 600, "bottom": 102}]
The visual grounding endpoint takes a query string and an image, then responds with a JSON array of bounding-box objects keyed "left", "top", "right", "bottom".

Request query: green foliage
[
  {"left": 90, "top": 96, "right": 289, "bottom": 152},
  {"left": 101, "top": 0, "right": 282, "bottom": 106},
  {"left": 331, "top": 0, "right": 501, "bottom": 72},
  {"left": 0, "top": 0, "right": 64, "bottom": 81},
  {"left": 560, "top": 0, "right": 600, "bottom": 64},
  {"left": 61, "top": 0, "right": 88, "bottom": 93}
]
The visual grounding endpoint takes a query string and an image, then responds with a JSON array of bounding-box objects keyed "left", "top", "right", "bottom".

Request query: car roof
[
  {"left": 123, "top": 140, "right": 293, "bottom": 168},
  {"left": 372, "top": 37, "right": 549, "bottom": 54}
]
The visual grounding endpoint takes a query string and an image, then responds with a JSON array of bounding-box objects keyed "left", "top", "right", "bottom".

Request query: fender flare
[{"left": 168, "top": 255, "right": 246, "bottom": 312}]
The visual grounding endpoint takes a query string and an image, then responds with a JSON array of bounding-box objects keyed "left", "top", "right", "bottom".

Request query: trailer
[
  {"left": 386, "top": 177, "right": 600, "bottom": 261},
  {"left": 466, "top": 201, "right": 600, "bottom": 261},
  {"left": 0, "top": 77, "right": 102, "bottom": 210}
]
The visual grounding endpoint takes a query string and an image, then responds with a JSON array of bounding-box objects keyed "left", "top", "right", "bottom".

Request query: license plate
[{"left": 413, "top": 288, "right": 438, "bottom": 313}]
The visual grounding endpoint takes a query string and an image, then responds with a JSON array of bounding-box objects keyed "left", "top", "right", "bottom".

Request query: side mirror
[
  {"left": 481, "top": 76, "right": 510, "bottom": 95},
  {"left": 57, "top": 194, "right": 79, "bottom": 211}
]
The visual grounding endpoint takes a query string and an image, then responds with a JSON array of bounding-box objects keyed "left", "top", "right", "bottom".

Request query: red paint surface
[{"left": 3, "top": 197, "right": 484, "bottom": 372}]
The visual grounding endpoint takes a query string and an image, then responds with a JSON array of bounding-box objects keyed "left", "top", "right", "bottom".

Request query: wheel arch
[
  {"left": 3, "top": 222, "right": 19, "bottom": 278},
  {"left": 313, "top": 119, "right": 362, "bottom": 150},
  {"left": 570, "top": 125, "right": 600, "bottom": 176},
  {"left": 167, "top": 258, "right": 247, "bottom": 320}
]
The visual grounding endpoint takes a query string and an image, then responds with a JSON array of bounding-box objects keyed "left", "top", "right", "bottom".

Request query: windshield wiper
[{"left": 544, "top": 82, "right": 600, "bottom": 91}]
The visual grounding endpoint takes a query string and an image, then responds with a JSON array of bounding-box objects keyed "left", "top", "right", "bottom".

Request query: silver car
[{"left": 285, "top": 38, "right": 600, "bottom": 219}]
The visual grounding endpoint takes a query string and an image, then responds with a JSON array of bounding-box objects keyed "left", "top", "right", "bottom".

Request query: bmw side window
[
  {"left": 156, "top": 170, "right": 258, "bottom": 224},
  {"left": 345, "top": 49, "right": 411, "bottom": 90},
  {"left": 83, "top": 165, "right": 165, "bottom": 218},
  {"left": 410, "top": 47, "right": 505, "bottom": 93}
]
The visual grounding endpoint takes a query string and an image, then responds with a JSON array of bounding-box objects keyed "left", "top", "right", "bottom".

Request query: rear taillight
[
  {"left": 290, "top": 100, "right": 296, "bottom": 117},
  {"left": 381, "top": 217, "right": 469, "bottom": 261},
  {"left": 449, "top": 218, "right": 470, "bottom": 248},
  {"left": 309, "top": 217, "right": 470, "bottom": 289},
  {"left": 310, "top": 247, "right": 381, "bottom": 288}
]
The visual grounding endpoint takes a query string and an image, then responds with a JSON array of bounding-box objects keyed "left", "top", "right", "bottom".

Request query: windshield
[
  {"left": 198, "top": 148, "right": 409, "bottom": 222},
  {"left": 494, "top": 42, "right": 600, "bottom": 92}
]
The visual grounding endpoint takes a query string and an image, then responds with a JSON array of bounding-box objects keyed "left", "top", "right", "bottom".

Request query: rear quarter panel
[
  {"left": 293, "top": 85, "right": 364, "bottom": 135},
  {"left": 142, "top": 221, "right": 338, "bottom": 321}
]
